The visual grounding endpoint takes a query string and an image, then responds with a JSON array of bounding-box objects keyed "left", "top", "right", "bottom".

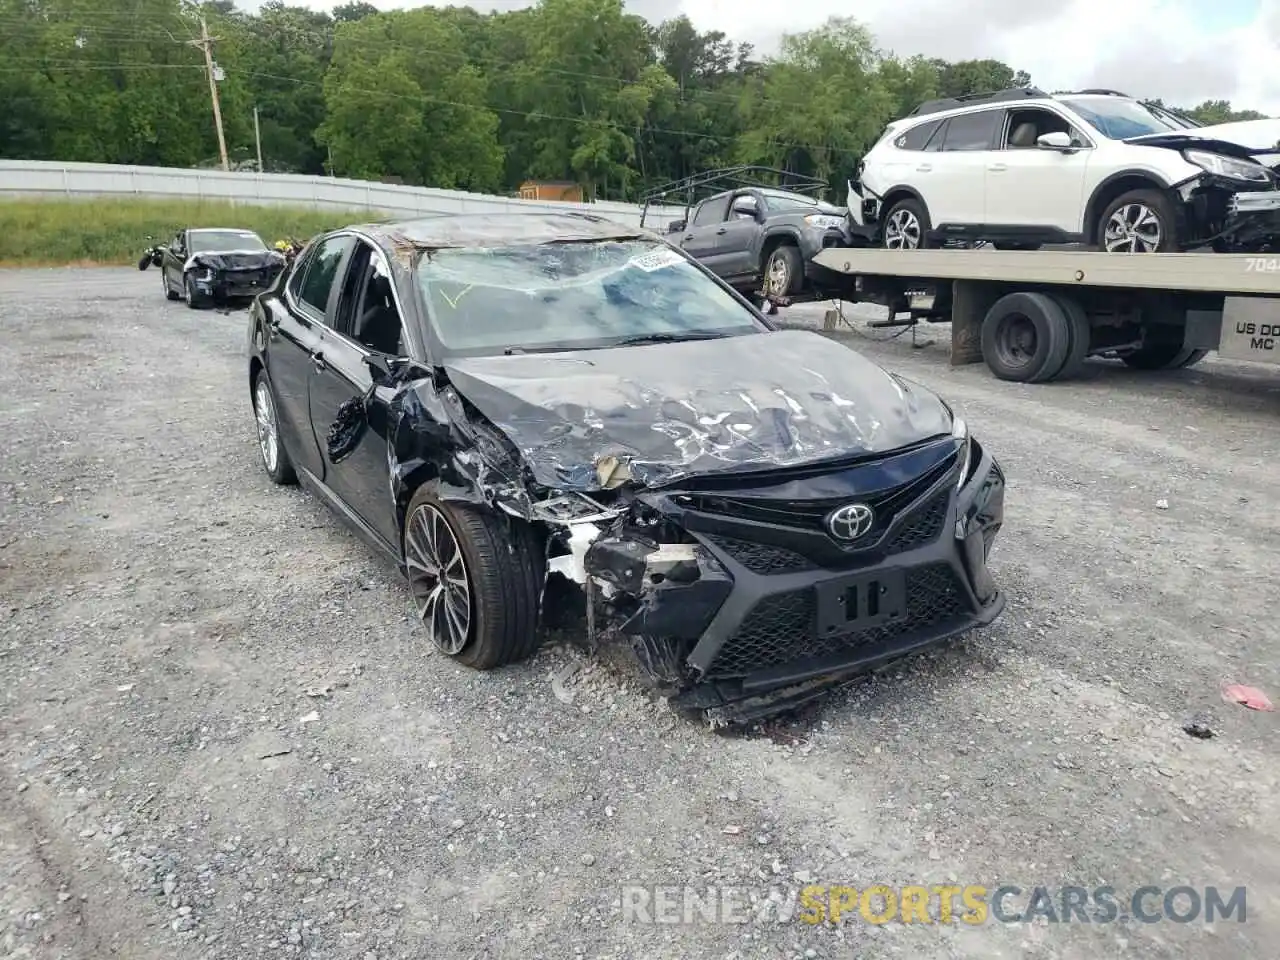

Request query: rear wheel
[
  {"left": 1098, "top": 189, "right": 1178, "bottom": 253},
  {"left": 402, "top": 489, "right": 543, "bottom": 670},
  {"left": 980, "top": 291, "right": 1071, "bottom": 383},
  {"left": 881, "top": 197, "right": 932, "bottom": 250},
  {"left": 252, "top": 369, "right": 297, "bottom": 485},
  {"left": 1054, "top": 296, "right": 1093, "bottom": 380}
]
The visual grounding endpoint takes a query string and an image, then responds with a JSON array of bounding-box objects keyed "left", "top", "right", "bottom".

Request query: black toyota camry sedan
[{"left": 246, "top": 212, "right": 1006, "bottom": 724}]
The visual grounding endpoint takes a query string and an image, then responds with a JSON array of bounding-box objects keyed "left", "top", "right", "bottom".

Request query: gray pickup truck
[{"left": 640, "top": 168, "right": 860, "bottom": 302}]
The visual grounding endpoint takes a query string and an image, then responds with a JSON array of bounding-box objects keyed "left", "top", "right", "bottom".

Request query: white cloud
[{"left": 267, "top": 0, "right": 1280, "bottom": 113}]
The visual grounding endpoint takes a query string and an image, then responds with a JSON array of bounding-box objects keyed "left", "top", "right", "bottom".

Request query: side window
[
  {"left": 895, "top": 118, "right": 942, "bottom": 151},
  {"left": 1004, "top": 108, "right": 1085, "bottom": 149},
  {"left": 347, "top": 250, "right": 405, "bottom": 356},
  {"left": 173, "top": 231, "right": 185, "bottom": 254},
  {"left": 924, "top": 119, "right": 949, "bottom": 152},
  {"left": 940, "top": 111, "right": 1001, "bottom": 151},
  {"left": 692, "top": 194, "right": 731, "bottom": 226},
  {"left": 297, "top": 235, "right": 354, "bottom": 317},
  {"left": 287, "top": 247, "right": 314, "bottom": 300}
]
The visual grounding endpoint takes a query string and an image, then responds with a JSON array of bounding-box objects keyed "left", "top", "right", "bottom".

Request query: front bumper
[
  {"left": 195, "top": 267, "right": 283, "bottom": 300},
  {"left": 584, "top": 438, "right": 1006, "bottom": 717}
]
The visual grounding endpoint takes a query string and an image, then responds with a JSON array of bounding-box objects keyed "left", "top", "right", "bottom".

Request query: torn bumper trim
[{"left": 1230, "top": 190, "right": 1280, "bottom": 215}]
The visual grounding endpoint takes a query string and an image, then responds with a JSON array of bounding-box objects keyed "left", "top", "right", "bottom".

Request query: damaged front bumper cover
[{"left": 562, "top": 440, "right": 1006, "bottom": 720}]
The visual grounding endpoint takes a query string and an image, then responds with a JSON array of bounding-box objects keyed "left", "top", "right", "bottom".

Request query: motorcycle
[
  {"left": 274, "top": 237, "right": 304, "bottom": 265},
  {"left": 137, "top": 235, "right": 165, "bottom": 271}
]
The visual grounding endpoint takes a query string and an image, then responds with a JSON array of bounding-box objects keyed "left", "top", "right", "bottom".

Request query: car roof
[
  {"left": 189, "top": 227, "right": 262, "bottom": 234},
  {"left": 352, "top": 212, "right": 649, "bottom": 252}
]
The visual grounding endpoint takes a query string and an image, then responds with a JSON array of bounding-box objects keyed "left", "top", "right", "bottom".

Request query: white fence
[{"left": 0, "top": 159, "right": 685, "bottom": 231}]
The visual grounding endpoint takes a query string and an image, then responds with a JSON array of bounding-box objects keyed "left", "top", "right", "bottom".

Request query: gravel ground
[{"left": 3, "top": 267, "right": 1280, "bottom": 960}]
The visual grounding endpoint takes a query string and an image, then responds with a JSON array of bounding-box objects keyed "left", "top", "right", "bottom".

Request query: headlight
[
  {"left": 1183, "top": 149, "right": 1271, "bottom": 183},
  {"left": 953, "top": 417, "right": 972, "bottom": 492},
  {"left": 200, "top": 268, "right": 214, "bottom": 281},
  {"left": 804, "top": 214, "right": 846, "bottom": 229}
]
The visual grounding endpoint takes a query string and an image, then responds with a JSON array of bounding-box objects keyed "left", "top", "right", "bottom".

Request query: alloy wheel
[
  {"left": 405, "top": 504, "right": 472, "bottom": 656},
  {"left": 765, "top": 252, "right": 790, "bottom": 294},
  {"left": 885, "top": 209, "right": 922, "bottom": 249},
  {"left": 254, "top": 379, "right": 279, "bottom": 474},
  {"left": 1103, "top": 204, "right": 1162, "bottom": 252}
]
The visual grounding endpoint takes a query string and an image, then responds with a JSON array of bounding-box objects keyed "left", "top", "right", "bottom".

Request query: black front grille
[
  {"left": 704, "top": 535, "right": 817, "bottom": 574},
  {"left": 684, "top": 452, "right": 957, "bottom": 535},
  {"left": 704, "top": 563, "right": 970, "bottom": 679},
  {"left": 885, "top": 488, "right": 950, "bottom": 554}
]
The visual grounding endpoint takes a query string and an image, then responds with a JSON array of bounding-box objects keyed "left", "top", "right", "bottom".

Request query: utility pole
[
  {"left": 188, "top": 16, "right": 229, "bottom": 171},
  {"left": 253, "top": 106, "right": 263, "bottom": 173}
]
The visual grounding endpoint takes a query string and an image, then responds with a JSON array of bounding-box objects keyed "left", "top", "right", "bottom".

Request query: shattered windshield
[
  {"left": 188, "top": 230, "right": 267, "bottom": 253},
  {"left": 416, "top": 239, "right": 764, "bottom": 356},
  {"left": 1060, "top": 98, "right": 1186, "bottom": 139}
]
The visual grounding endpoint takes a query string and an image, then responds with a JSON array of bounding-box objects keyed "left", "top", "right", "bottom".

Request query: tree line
[{"left": 0, "top": 0, "right": 1270, "bottom": 202}]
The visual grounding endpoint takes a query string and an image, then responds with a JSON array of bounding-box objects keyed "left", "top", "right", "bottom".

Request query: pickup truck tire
[
  {"left": 980, "top": 292, "right": 1071, "bottom": 383},
  {"left": 763, "top": 244, "right": 802, "bottom": 296},
  {"left": 882, "top": 197, "right": 932, "bottom": 250},
  {"left": 1097, "top": 189, "right": 1178, "bottom": 253}
]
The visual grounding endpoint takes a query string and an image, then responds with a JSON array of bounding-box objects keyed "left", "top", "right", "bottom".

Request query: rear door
[
  {"left": 306, "top": 238, "right": 407, "bottom": 549},
  {"left": 264, "top": 233, "right": 355, "bottom": 478},
  {"left": 678, "top": 194, "right": 733, "bottom": 274},
  {"left": 921, "top": 109, "right": 1002, "bottom": 227}
]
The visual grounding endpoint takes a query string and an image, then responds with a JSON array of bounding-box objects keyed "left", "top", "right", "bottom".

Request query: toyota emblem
[{"left": 826, "top": 502, "right": 874, "bottom": 541}]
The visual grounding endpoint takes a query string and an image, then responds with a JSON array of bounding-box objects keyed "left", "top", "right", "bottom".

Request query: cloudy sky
[{"left": 268, "top": 0, "right": 1280, "bottom": 114}]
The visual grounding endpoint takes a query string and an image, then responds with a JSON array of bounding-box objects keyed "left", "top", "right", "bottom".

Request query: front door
[
  {"left": 162, "top": 230, "right": 186, "bottom": 291},
  {"left": 985, "top": 107, "right": 1092, "bottom": 235},
  {"left": 718, "top": 192, "right": 762, "bottom": 279},
  {"left": 306, "top": 239, "right": 405, "bottom": 549}
]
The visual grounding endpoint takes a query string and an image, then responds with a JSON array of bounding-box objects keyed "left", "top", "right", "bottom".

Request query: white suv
[{"left": 853, "top": 88, "right": 1280, "bottom": 253}]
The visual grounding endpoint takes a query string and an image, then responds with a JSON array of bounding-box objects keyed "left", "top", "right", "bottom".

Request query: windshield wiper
[{"left": 610, "top": 331, "right": 732, "bottom": 346}]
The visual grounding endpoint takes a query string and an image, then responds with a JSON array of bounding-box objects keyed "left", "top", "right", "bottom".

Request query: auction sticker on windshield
[{"left": 630, "top": 248, "right": 685, "bottom": 272}]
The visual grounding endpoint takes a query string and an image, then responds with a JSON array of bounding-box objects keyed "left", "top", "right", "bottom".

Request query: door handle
[
  {"left": 716, "top": 227, "right": 727, "bottom": 234},
  {"left": 988, "top": 163, "right": 1008, "bottom": 172},
  {"left": 916, "top": 164, "right": 932, "bottom": 172},
  {"left": 684, "top": 234, "right": 694, "bottom": 241},
  {"left": 267, "top": 316, "right": 281, "bottom": 332},
  {"left": 311, "top": 352, "right": 326, "bottom": 372}
]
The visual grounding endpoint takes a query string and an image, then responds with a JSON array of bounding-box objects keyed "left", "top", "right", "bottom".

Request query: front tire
[
  {"left": 1098, "top": 189, "right": 1178, "bottom": 253},
  {"left": 184, "top": 272, "right": 207, "bottom": 309},
  {"left": 402, "top": 490, "right": 543, "bottom": 670},
  {"left": 252, "top": 369, "right": 297, "bottom": 485},
  {"left": 762, "top": 244, "right": 802, "bottom": 296},
  {"left": 881, "top": 197, "right": 933, "bottom": 250},
  {"left": 980, "top": 291, "right": 1071, "bottom": 383}
]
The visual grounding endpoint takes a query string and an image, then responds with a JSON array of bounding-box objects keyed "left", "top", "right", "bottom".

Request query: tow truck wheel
[
  {"left": 980, "top": 292, "right": 1071, "bottom": 383},
  {"left": 1053, "top": 296, "right": 1092, "bottom": 380}
]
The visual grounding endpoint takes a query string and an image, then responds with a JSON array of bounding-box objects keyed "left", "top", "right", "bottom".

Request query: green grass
[{"left": 0, "top": 198, "right": 370, "bottom": 266}]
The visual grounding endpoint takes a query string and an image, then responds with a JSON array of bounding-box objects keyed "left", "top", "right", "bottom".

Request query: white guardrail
[{"left": 0, "top": 159, "right": 686, "bottom": 231}]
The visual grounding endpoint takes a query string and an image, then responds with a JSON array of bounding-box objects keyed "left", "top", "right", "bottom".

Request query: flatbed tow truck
[{"left": 799, "top": 247, "right": 1280, "bottom": 384}]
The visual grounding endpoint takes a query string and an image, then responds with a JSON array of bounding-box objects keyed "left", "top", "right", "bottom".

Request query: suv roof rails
[
  {"left": 1067, "top": 88, "right": 1132, "bottom": 97},
  {"left": 909, "top": 86, "right": 1049, "bottom": 117}
]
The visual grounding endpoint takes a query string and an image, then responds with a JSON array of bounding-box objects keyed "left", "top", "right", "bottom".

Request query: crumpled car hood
[
  {"left": 443, "top": 329, "right": 954, "bottom": 491},
  {"left": 185, "top": 250, "right": 284, "bottom": 272},
  {"left": 1123, "top": 133, "right": 1269, "bottom": 162}
]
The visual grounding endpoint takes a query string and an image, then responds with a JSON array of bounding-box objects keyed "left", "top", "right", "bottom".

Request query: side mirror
[
  {"left": 1037, "top": 131, "right": 1074, "bottom": 151},
  {"left": 732, "top": 203, "right": 759, "bottom": 220},
  {"left": 667, "top": 219, "right": 686, "bottom": 234}
]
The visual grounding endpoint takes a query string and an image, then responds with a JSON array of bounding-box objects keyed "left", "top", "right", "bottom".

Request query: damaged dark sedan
[
  {"left": 247, "top": 213, "right": 1006, "bottom": 723},
  {"left": 146, "top": 227, "right": 287, "bottom": 308}
]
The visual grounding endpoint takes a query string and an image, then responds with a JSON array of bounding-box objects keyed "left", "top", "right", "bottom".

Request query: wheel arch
[
  {"left": 759, "top": 227, "right": 802, "bottom": 268},
  {"left": 1083, "top": 170, "right": 1172, "bottom": 246},
  {"left": 880, "top": 184, "right": 929, "bottom": 213}
]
